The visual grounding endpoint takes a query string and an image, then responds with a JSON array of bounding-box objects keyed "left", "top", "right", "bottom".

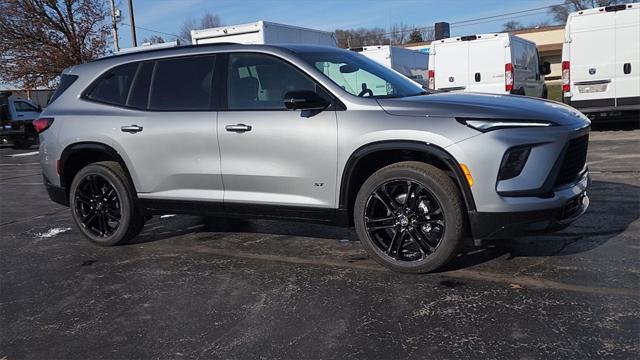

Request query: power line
[
  {"left": 120, "top": 22, "right": 185, "bottom": 41},
  {"left": 341, "top": 3, "right": 563, "bottom": 40},
  {"left": 450, "top": 4, "right": 560, "bottom": 25},
  {"left": 450, "top": 10, "right": 553, "bottom": 29}
]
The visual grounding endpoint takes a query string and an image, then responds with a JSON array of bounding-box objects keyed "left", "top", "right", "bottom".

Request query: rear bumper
[
  {"left": 563, "top": 96, "right": 640, "bottom": 114},
  {"left": 44, "top": 176, "right": 68, "bottom": 206},
  {"left": 469, "top": 173, "right": 590, "bottom": 239}
]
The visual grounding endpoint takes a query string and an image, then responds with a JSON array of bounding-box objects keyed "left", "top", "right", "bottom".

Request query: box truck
[
  {"left": 191, "top": 21, "right": 337, "bottom": 47},
  {"left": 562, "top": 3, "right": 640, "bottom": 122},
  {"left": 428, "top": 33, "right": 550, "bottom": 98},
  {"left": 356, "top": 45, "right": 429, "bottom": 86}
]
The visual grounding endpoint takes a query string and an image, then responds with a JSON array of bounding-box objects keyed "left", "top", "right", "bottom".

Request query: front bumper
[{"left": 468, "top": 172, "right": 590, "bottom": 239}]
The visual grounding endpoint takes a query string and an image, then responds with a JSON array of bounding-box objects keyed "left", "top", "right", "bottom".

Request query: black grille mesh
[{"left": 555, "top": 134, "right": 589, "bottom": 187}]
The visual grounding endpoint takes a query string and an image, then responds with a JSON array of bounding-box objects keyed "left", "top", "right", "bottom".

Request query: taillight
[
  {"left": 428, "top": 70, "right": 435, "bottom": 90},
  {"left": 32, "top": 117, "right": 54, "bottom": 133},
  {"left": 505, "top": 63, "right": 513, "bottom": 92},
  {"left": 562, "top": 61, "right": 570, "bottom": 92}
]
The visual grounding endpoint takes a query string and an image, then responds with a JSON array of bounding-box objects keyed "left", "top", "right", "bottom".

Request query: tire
[
  {"left": 69, "top": 161, "right": 144, "bottom": 246},
  {"left": 354, "top": 161, "right": 464, "bottom": 273}
]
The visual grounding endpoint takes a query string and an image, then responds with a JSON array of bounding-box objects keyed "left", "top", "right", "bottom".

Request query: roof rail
[{"left": 92, "top": 42, "right": 239, "bottom": 62}]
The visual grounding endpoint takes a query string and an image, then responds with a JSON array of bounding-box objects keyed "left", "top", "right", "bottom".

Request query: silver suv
[{"left": 37, "top": 44, "right": 591, "bottom": 273}]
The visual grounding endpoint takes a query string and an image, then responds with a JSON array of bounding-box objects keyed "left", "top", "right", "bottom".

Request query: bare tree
[
  {"left": 335, "top": 27, "right": 388, "bottom": 48},
  {"left": 389, "top": 22, "right": 410, "bottom": 45},
  {"left": 502, "top": 20, "right": 524, "bottom": 31},
  {"left": 0, "top": 0, "right": 109, "bottom": 89},
  {"left": 179, "top": 12, "right": 222, "bottom": 43},
  {"left": 549, "top": 0, "right": 633, "bottom": 24},
  {"left": 142, "top": 35, "right": 165, "bottom": 44},
  {"left": 420, "top": 27, "right": 435, "bottom": 42}
]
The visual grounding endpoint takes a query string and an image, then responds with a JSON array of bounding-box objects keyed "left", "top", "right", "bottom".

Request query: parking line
[
  {"left": 5, "top": 151, "right": 39, "bottom": 157},
  {"left": 0, "top": 162, "right": 40, "bottom": 166}
]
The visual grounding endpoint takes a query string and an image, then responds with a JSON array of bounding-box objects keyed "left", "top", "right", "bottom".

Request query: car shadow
[
  {"left": 129, "top": 180, "right": 638, "bottom": 272},
  {"left": 438, "top": 180, "right": 639, "bottom": 272}
]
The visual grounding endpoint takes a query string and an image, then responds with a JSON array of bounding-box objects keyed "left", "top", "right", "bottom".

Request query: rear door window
[
  {"left": 85, "top": 62, "right": 138, "bottom": 105},
  {"left": 148, "top": 55, "right": 216, "bottom": 110}
]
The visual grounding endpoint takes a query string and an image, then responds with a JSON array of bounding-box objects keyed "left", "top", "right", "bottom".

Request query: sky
[{"left": 114, "top": 0, "right": 563, "bottom": 49}]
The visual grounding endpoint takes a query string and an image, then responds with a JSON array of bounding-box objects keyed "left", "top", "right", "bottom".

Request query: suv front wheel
[
  {"left": 354, "top": 161, "right": 464, "bottom": 273},
  {"left": 69, "top": 161, "right": 145, "bottom": 246}
]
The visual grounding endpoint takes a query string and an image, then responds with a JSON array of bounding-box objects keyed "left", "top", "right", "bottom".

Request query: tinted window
[
  {"left": 86, "top": 62, "right": 137, "bottom": 105},
  {"left": 149, "top": 55, "right": 216, "bottom": 110},
  {"left": 49, "top": 74, "right": 78, "bottom": 105},
  {"left": 15, "top": 101, "right": 39, "bottom": 112},
  {"left": 126, "top": 62, "right": 154, "bottom": 109},
  {"left": 228, "top": 53, "right": 317, "bottom": 110}
]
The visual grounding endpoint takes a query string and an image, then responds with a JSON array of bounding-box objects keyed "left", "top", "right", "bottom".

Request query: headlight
[{"left": 457, "top": 118, "right": 556, "bottom": 132}]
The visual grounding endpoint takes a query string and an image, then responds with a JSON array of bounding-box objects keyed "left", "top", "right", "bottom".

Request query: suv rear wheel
[
  {"left": 354, "top": 161, "right": 464, "bottom": 273},
  {"left": 69, "top": 161, "right": 144, "bottom": 246}
]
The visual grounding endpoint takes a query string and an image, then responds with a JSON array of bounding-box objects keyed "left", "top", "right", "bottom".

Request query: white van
[
  {"left": 191, "top": 21, "right": 337, "bottom": 47},
  {"left": 428, "top": 33, "right": 550, "bottom": 98},
  {"left": 562, "top": 3, "right": 640, "bottom": 120},
  {"left": 356, "top": 45, "right": 429, "bottom": 86}
]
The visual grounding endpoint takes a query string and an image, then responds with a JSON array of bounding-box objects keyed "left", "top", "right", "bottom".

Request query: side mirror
[
  {"left": 283, "top": 90, "right": 330, "bottom": 111},
  {"left": 540, "top": 61, "right": 551, "bottom": 75}
]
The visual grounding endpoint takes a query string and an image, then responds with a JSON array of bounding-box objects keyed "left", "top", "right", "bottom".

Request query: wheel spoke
[
  {"left": 415, "top": 219, "right": 444, "bottom": 227},
  {"left": 408, "top": 227, "right": 433, "bottom": 254},
  {"left": 406, "top": 182, "right": 421, "bottom": 209},
  {"left": 366, "top": 216, "right": 396, "bottom": 232},
  {"left": 374, "top": 186, "right": 400, "bottom": 213},
  {"left": 75, "top": 195, "right": 92, "bottom": 206}
]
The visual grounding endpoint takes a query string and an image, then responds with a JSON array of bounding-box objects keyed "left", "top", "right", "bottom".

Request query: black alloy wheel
[
  {"left": 354, "top": 161, "right": 464, "bottom": 273},
  {"left": 69, "top": 161, "right": 145, "bottom": 246},
  {"left": 364, "top": 179, "right": 445, "bottom": 262},
  {"left": 74, "top": 174, "right": 122, "bottom": 237}
]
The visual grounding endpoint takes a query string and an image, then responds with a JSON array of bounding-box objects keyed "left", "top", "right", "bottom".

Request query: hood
[{"left": 377, "top": 92, "right": 590, "bottom": 126}]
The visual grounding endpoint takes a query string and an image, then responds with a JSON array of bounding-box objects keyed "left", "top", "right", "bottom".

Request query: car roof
[{"left": 91, "top": 43, "right": 344, "bottom": 63}]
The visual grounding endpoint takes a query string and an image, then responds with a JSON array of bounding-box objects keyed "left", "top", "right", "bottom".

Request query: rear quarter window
[
  {"left": 85, "top": 62, "right": 138, "bottom": 106},
  {"left": 48, "top": 74, "right": 79, "bottom": 105}
]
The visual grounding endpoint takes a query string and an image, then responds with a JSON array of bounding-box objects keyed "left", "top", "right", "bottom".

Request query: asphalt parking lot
[{"left": 1, "top": 129, "right": 639, "bottom": 359}]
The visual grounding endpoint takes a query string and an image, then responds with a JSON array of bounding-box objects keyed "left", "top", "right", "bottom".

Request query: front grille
[{"left": 555, "top": 134, "right": 589, "bottom": 186}]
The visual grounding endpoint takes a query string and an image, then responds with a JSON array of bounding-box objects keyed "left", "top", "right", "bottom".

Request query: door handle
[
  {"left": 225, "top": 124, "right": 252, "bottom": 133},
  {"left": 121, "top": 125, "right": 143, "bottom": 133}
]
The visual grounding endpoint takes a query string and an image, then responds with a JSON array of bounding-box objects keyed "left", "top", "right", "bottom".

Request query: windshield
[{"left": 296, "top": 50, "right": 425, "bottom": 99}]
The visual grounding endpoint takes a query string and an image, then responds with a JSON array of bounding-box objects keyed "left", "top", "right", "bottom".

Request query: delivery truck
[
  {"left": 562, "top": 2, "right": 640, "bottom": 122},
  {"left": 191, "top": 21, "right": 337, "bottom": 47},
  {"left": 428, "top": 33, "right": 550, "bottom": 98},
  {"left": 355, "top": 45, "right": 429, "bottom": 86}
]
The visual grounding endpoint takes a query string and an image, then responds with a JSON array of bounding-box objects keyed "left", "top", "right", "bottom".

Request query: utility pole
[
  {"left": 128, "top": 0, "right": 137, "bottom": 47},
  {"left": 109, "top": 0, "right": 120, "bottom": 52}
]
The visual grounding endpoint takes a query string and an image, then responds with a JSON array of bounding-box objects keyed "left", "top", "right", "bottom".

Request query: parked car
[
  {"left": 428, "top": 33, "right": 551, "bottom": 98},
  {"left": 562, "top": 2, "right": 639, "bottom": 122},
  {"left": 0, "top": 92, "right": 42, "bottom": 149},
  {"left": 355, "top": 45, "right": 429, "bottom": 87},
  {"left": 191, "top": 20, "right": 337, "bottom": 47},
  {"left": 37, "top": 44, "right": 590, "bottom": 273}
]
